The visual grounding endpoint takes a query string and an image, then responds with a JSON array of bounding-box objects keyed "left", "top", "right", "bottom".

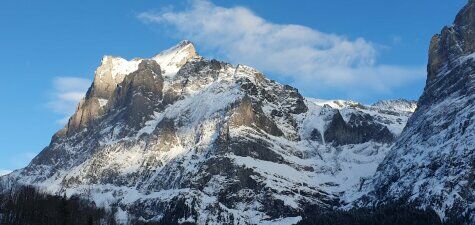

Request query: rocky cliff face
[
  {"left": 0, "top": 41, "right": 416, "bottom": 224},
  {"left": 355, "top": 1, "right": 475, "bottom": 224}
]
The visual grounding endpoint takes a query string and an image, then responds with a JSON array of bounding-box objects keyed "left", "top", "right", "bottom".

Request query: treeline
[
  {"left": 297, "top": 203, "right": 449, "bottom": 225},
  {"left": 0, "top": 187, "right": 469, "bottom": 225},
  {"left": 0, "top": 186, "right": 116, "bottom": 225},
  {"left": 130, "top": 203, "right": 449, "bottom": 225}
]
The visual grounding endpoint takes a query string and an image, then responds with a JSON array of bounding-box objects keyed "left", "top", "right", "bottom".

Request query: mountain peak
[
  {"left": 91, "top": 41, "right": 198, "bottom": 102},
  {"left": 4, "top": 39, "right": 422, "bottom": 224},
  {"left": 152, "top": 40, "right": 198, "bottom": 77},
  {"left": 59, "top": 41, "right": 198, "bottom": 136},
  {"left": 155, "top": 40, "right": 196, "bottom": 56},
  {"left": 176, "top": 39, "right": 194, "bottom": 48},
  {"left": 428, "top": 0, "right": 475, "bottom": 82},
  {"left": 454, "top": 0, "right": 475, "bottom": 27}
]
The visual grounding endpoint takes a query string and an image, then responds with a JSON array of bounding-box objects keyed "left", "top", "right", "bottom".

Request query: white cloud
[
  {"left": 47, "top": 77, "right": 90, "bottom": 125},
  {"left": 139, "top": 0, "right": 425, "bottom": 100}
]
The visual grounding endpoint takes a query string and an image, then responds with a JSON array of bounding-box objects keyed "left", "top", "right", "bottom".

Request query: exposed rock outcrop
[
  {"left": 356, "top": 1, "right": 475, "bottom": 224},
  {"left": 1, "top": 41, "right": 416, "bottom": 224}
]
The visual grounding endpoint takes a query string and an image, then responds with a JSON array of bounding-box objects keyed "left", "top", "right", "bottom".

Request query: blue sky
[{"left": 0, "top": 0, "right": 467, "bottom": 172}]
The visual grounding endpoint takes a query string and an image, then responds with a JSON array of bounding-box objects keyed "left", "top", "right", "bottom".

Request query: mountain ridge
[
  {"left": 0, "top": 40, "right": 417, "bottom": 224},
  {"left": 4, "top": 1, "right": 475, "bottom": 222}
]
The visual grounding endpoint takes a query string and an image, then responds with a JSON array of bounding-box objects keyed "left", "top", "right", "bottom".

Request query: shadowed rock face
[
  {"left": 61, "top": 97, "right": 103, "bottom": 136},
  {"left": 229, "top": 96, "right": 284, "bottom": 137},
  {"left": 109, "top": 60, "right": 164, "bottom": 131},
  {"left": 58, "top": 57, "right": 142, "bottom": 136},
  {"left": 359, "top": 1, "right": 475, "bottom": 224},
  {"left": 324, "top": 112, "right": 394, "bottom": 146},
  {"left": 428, "top": 0, "right": 475, "bottom": 83},
  {"left": 58, "top": 42, "right": 199, "bottom": 137},
  {"left": 1, "top": 41, "right": 416, "bottom": 224}
]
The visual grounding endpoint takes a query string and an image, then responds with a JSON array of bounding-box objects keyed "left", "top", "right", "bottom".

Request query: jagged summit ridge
[
  {"left": 1, "top": 1, "right": 474, "bottom": 223},
  {"left": 152, "top": 40, "right": 198, "bottom": 77},
  {"left": 3, "top": 40, "right": 417, "bottom": 224},
  {"left": 57, "top": 41, "right": 198, "bottom": 136},
  {"left": 372, "top": 99, "right": 417, "bottom": 113}
]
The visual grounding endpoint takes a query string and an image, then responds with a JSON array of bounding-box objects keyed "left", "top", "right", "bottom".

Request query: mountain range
[{"left": 1, "top": 1, "right": 474, "bottom": 224}]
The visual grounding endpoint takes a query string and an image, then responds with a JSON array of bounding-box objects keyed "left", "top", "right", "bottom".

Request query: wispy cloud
[
  {"left": 47, "top": 77, "right": 90, "bottom": 125},
  {"left": 139, "top": 0, "right": 425, "bottom": 100}
]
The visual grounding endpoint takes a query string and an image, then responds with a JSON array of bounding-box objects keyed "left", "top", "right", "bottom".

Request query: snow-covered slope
[
  {"left": 354, "top": 1, "right": 475, "bottom": 224},
  {"left": 0, "top": 41, "right": 416, "bottom": 224}
]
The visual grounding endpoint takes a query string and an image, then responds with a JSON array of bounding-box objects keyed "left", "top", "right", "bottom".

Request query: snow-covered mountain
[
  {"left": 353, "top": 1, "right": 475, "bottom": 224},
  {"left": 4, "top": 2, "right": 474, "bottom": 223},
  {"left": 0, "top": 40, "right": 416, "bottom": 224}
]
